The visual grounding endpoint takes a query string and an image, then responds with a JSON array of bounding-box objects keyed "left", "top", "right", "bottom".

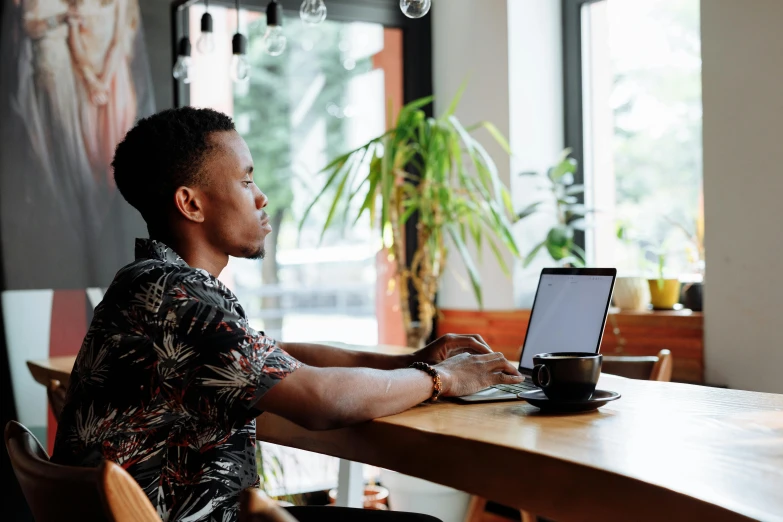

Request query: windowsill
[{"left": 608, "top": 307, "right": 703, "bottom": 317}]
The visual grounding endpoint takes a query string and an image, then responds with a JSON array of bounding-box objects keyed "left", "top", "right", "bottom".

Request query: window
[
  {"left": 566, "top": 0, "right": 704, "bottom": 280},
  {"left": 187, "top": 5, "right": 404, "bottom": 344}
]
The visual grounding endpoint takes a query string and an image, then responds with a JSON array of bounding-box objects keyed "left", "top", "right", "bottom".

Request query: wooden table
[{"left": 28, "top": 351, "right": 783, "bottom": 522}]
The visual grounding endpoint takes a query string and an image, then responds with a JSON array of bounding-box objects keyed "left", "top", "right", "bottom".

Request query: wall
[
  {"left": 506, "top": 0, "right": 565, "bottom": 307},
  {"left": 701, "top": 0, "right": 783, "bottom": 393},
  {"left": 432, "top": 0, "right": 564, "bottom": 310},
  {"left": 139, "top": 0, "right": 175, "bottom": 110}
]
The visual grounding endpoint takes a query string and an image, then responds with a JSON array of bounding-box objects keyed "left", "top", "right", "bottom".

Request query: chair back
[
  {"left": 240, "top": 488, "right": 298, "bottom": 522},
  {"left": 649, "top": 349, "right": 673, "bottom": 381},
  {"left": 4, "top": 420, "right": 107, "bottom": 522},
  {"left": 98, "top": 461, "right": 159, "bottom": 522},
  {"left": 602, "top": 349, "right": 673, "bottom": 382}
]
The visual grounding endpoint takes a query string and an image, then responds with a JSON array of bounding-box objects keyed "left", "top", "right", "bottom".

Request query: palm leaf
[
  {"left": 444, "top": 82, "right": 467, "bottom": 117},
  {"left": 447, "top": 226, "right": 483, "bottom": 307},
  {"left": 523, "top": 240, "right": 546, "bottom": 268},
  {"left": 319, "top": 162, "right": 354, "bottom": 243},
  {"left": 487, "top": 234, "right": 511, "bottom": 276},
  {"left": 353, "top": 158, "right": 381, "bottom": 226},
  {"left": 467, "top": 121, "right": 512, "bottom": 155},
  {"left": 298, "top": 154, "right": 355, "bottom": 233},
  {"left": 516, "top": 201, "right": 542, "bottom": 220}
]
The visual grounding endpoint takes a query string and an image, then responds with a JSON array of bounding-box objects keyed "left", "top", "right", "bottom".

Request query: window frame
[{"left": 562, "top": 0, "right": 603, "bottom": 256}]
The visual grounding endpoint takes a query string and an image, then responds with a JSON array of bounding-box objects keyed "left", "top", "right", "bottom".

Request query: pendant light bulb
[
  {"left": 231, "top": 33, "right": 250, "bottom": 83},
  {"left": 197, "top": 12, "right": 216, "bottom": 54},
  {"left": 173, "top": 37, "right": 192, "bottom": 83},
  {"left": 231, "top": 54, "right": 250, "bottom": 82},
  {"left": 263, "top": 26, "right": 287, "bottom": 56},
  {"left": 399, "top": 0, "right": 431, "bottom": 19},
  {"left": 300, "top": 0, "right": 326, "bottom": 25},
  {"left": 264, "top": 1, "right": 287, "bottom": 56}
]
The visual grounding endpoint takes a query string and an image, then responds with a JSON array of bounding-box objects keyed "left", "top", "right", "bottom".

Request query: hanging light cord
[
  {"left": 182, "top": 6, "right": 188, "bottom": 37},
  {"left": 205, "top": 0, "right": 209, "bottom": 10},
  {"left": 236, "top": 0, "right": 240, "bottom": 31}
]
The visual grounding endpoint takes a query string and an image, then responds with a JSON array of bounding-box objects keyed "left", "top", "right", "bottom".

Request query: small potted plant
[{"left": 647, "top": 250, "right": 681, "bottom": 310}]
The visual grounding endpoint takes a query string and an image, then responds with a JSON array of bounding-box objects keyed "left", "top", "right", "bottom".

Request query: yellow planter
[{"left": 648, "top": 279, "right": 681, "bottom": 310}]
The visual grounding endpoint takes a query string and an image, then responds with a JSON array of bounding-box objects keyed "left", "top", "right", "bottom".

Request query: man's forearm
[
  {"left": 277, "top": 342, "right": 413, "bottom": 370},
  {"left": 259, "top": 365, "right": 434, "bottom": 430}
]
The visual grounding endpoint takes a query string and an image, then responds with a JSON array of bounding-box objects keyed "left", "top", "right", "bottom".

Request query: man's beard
[{"left": 243, "top": 246, "right": 265, "bottom": 260}]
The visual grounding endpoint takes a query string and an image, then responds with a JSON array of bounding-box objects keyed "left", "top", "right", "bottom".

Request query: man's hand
[
  {"left": 435, "top": 352, "right": 524, "bottom": 397},
  {"left": 410, "top": 334, "right": 493, "bottom": 365}
]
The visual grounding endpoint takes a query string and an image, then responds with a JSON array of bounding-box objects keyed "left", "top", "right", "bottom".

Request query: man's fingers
[
  {"left": 495, "top": 372, "right": 525, "bottom": 384},
  {"left": 473, "top": 351, "right": 504, "bottom": 362},
  {"left": 467, "top": 334, "right": 492, "bottom": 352},
  {"left": 443, "top": 334, "right": 492, "bottom": 355},
  {"left": 454, "top": 338, "right": 492, "bottom": 355},
  {"left": 486, "top": 355, "right": 522, "bottom": 376}
]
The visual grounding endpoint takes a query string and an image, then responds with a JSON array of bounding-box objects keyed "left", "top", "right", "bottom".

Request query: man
[{"left": 52, "top": 107, "right": 524, "bottom": 522}]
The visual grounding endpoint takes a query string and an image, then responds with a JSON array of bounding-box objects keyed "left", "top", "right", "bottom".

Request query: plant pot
[
  {"left": 379, "top": 470, "right": 470, "bottom": 522},
  {"left": 328, "top": 485, "right": 389, "bottom": 509},
  {"left": 612, "top": 277, "right": 651, "bottom": 311},
  {"left": 647, "top": 279, "right": 681, "bottom": 310},
  {"left": 681, "top": 282, "right": 703, "bottom": 311}
]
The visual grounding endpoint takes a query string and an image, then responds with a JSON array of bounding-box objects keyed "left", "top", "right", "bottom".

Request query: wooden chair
[
  {"left": 602, "top": 349, "right": 673, "bottom": 382},
  {"left": 98, "top": 461, "right": 159, "bottom": 522},
  {"left": 240, "top": 488, "right": 299, "bottom": 522},
  {"left": 4, "top": 420, "right": 107, "bottom": 522},
  {"left": 47, "top": 379, "right": 68, "bottom": 421}
]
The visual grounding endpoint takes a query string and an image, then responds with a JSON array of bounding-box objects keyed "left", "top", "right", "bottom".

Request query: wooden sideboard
[{"left": 437, "top": 308, "right": 704, "bottom": 384}]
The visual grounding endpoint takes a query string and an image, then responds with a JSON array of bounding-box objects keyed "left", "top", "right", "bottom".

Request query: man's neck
[{"left": 160, "top": 236, "right": 228, "bottom": 278}]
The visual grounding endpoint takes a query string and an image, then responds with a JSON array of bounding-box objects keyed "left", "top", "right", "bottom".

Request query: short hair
[{"left": 112, "top": 107, "right": 235, "bottom": 236}]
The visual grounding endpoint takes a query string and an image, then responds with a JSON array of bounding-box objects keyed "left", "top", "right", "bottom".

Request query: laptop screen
[{"left": 519, "top": 270, "right": 616, "bottom": 371}]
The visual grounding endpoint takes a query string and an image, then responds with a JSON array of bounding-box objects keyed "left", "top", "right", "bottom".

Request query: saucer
[{"left": 517, "top": 389, "right": 621, "bottom": 412}]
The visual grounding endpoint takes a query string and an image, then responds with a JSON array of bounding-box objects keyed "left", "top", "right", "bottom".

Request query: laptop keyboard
[{"left": 492, "top": 381, "right": 539, "bottom": 394}]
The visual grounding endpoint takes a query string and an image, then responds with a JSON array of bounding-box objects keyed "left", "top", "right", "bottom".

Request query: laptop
[{"left": 456, "top": 267, "right": 617, "bottom": 402}]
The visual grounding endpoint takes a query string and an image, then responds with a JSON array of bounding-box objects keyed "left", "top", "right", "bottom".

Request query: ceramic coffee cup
[{"left": 531, "top": 353, "right": 602, "bottom": 401}]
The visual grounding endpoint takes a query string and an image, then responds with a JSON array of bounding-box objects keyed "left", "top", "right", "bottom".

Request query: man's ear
[{"left": 173, "top": 186, "right": 205, "bottom": 223}]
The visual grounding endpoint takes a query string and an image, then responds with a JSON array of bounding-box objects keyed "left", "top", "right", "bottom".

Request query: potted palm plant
[{"left": 300, "top": 89, "right": 521, "bottom": 348}]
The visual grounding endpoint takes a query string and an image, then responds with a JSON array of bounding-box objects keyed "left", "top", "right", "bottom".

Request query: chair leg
[
  {"left": 520, "top": 510, "right": 536, "bottom": 522},
  {"left": 464, "top": 495, "right": 487, "bottom": 522}
]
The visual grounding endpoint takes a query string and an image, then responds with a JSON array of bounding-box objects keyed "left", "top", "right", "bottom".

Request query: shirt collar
[{"left": 134, "top": 238, "right": 188, "bottom": 267}]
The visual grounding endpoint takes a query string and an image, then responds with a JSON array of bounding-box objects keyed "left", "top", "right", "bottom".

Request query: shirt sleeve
[{"left": 158, "top": 268, "right": 301, "bottom": 421}]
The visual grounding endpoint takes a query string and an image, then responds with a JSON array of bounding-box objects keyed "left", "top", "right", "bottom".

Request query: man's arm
[
  {"left": 277, "top": 334, "right": 495, "bottom": 370},
  {"left": 275, "top": 342, "right": 411, "bottom": 370},
  {"left": 163, "top": 270, "right": 518, "bottom": 432},
  {"left": 257, "top": 352, "right": 523, "bottom": 431}
]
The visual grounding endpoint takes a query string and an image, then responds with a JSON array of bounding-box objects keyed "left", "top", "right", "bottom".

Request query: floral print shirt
[{"left": 52, "top": 239, "right": 301, "bottom": 522}]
